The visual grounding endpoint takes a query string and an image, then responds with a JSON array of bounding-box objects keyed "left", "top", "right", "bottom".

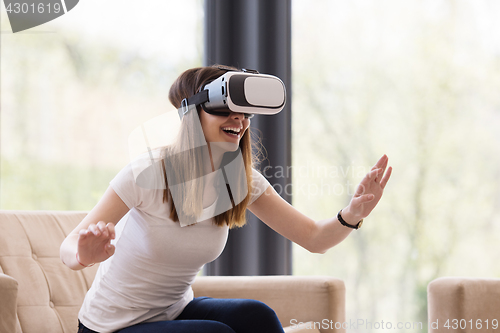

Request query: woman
[{"left": 60, "top": 65, "right": 392, "bottom": 333}]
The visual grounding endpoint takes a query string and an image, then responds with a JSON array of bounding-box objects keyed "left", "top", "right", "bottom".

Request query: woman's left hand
[{"left": 341, "top": 154, "right": 392, "bottom": 224}]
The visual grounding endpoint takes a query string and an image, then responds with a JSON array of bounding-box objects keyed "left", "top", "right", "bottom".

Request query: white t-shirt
[{"left": 78, "top": 159, "right": 270, "bottom": 333}]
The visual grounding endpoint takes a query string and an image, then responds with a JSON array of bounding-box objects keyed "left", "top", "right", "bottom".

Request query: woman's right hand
[{"left": 77, "top": 221, "right": 116, "bottom": 267}]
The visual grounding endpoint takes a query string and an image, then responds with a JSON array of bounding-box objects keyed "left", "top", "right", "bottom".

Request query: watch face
[{"left": 357, "top": 220, "right": 364, "bottom": 229}]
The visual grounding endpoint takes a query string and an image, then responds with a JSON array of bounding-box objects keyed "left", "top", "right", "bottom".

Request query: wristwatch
[{"left": 337, "top": 210, "right": 363, "bottom": 230}]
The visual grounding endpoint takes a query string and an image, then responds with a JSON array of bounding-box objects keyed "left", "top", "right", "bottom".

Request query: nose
[{"left": 230, "top": 111, "right": 244, "bottom": 120}]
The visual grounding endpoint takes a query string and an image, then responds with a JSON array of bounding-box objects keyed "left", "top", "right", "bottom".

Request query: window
[
  {"left": 292, "top": 0, "right": 500, "bottom": 325},
  {"left": 1, "top": 0, "right": 203, "bottom": 210}
]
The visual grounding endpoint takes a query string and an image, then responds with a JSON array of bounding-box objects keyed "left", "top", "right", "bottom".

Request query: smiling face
[{"left": 199, "top": 109, "right": 251, "bottom": 148}]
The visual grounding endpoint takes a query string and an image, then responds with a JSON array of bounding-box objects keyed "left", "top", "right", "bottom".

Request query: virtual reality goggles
[{"left": 179, "top": 69, "right": 286, "bottom": 119}]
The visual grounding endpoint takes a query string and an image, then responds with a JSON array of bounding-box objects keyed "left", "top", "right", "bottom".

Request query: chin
[{"left": 211, "top": 141, "right": 239, "bottom": 152}]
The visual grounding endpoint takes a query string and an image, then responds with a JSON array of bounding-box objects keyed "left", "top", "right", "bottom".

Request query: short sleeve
[
  {"left": 110, "top": 162, "right": 145, "bottom": 209},
  {"left": 248, "top": 168, "right": 271, "bottom": 205}
]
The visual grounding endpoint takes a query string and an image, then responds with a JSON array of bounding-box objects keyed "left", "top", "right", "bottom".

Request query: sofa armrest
[
  {"left": 0, "top": 273, "right": 19, "bottom": 333},
  {"left": 428, "top": 277, "right": 500, "bottom": 333},
  {"left": 192, "top": 275, "right": 345, "bottom": 333}
]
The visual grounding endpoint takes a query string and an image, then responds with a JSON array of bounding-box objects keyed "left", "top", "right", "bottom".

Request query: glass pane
[
  {"left": 0, "top": 0, "right": 203, "bottom": 210},
  {"left": 292, "top": 0, "right": 500, "bottom": 328}
]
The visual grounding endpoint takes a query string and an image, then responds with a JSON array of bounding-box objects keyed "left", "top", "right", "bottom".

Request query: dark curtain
[{"left": 203, "top": 0, "right": 293, "bottom": 276}]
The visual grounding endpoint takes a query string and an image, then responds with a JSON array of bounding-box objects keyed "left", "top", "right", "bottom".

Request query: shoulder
[
  {"left": 118, "top": 150, "right": 166, "bottom": 190},
  {"left": 110, "top": 150, "right": 166, "bottom": 209},
  {"left": 248, "top": 168, "right": 271, "bottom": 205}
]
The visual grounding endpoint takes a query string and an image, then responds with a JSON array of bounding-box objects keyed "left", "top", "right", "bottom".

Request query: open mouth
[{"left": 222, "top": 127, "right": 242, "bottom": 138}]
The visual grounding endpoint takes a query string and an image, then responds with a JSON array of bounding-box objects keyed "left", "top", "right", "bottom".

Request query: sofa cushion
[{"left": 192, "top": 275, "right": 346, "bottom": 333}]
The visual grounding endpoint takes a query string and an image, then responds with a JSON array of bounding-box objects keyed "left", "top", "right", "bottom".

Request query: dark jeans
[{"left": 78, "top": 297, "right": 285, "bottom": 333}]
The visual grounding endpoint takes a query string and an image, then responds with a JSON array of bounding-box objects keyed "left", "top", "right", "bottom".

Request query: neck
[
  {"left": 205, "top": 142, "right": 238, "bottom": 174},
  {"left": 205, "top": 142, "right": 223, "bottom": 173}
]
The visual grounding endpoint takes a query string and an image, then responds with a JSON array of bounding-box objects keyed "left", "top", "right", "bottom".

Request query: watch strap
[{"left": 337, "top": 210, "right": 363, "bottom": 230}]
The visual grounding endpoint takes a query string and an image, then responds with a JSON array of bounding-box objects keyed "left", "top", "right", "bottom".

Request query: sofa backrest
[
  {"left": 0, "top": 210, "right": 97, "bottom": 333},
  {"left": 428, "top": 277, "right": 500, "bottom": 333}
]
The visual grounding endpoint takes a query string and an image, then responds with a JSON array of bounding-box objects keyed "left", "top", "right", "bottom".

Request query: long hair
[{"left": 163, "top": 65, "right": 255, "bottom": 229}]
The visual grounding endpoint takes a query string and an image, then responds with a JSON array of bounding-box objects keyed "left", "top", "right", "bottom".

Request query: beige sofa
[
  {"left": 427, "top": 277, "right": 500, "bottom": 333},
  {"left": 0, "top": 210, "right": 346, "bottom": 333}
]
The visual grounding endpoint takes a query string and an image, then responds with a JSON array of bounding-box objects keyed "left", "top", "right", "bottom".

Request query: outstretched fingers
[
  {"left": 354, "top": 169, "right": 377, "bottom": 196},
  {"left": 380, "top": 166, "right": 392, "bottom": 189},
  {"left": 369, "top": 155, "right": 391, "bottom": 185},
  {"left": 347, "top": 155, "right": 391, "bottom": 220},
  {"left": 371, "top": 154, "right": 388, "bottom": 171}
]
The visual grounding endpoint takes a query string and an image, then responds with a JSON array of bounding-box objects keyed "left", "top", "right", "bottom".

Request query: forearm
[
  {"left": 60, "top": 234, "right": 85, "bottom": 271},
  {"left": 309, "top": 211, "right": 358, "bottom": 254}
]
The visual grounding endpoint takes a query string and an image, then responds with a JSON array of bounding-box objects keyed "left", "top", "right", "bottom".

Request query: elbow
[
  {"left": 306, "top": 242, "right": 327, "bottom": 254},
  {"left": 59, "top": 239, "right": 76, "bottom": 270},
  {"left": 59, "top": 234, "right": 84, "bottom": 271},
  {"left": 59, "top": 243, "right": 68, "bottom": 268},
  {"left": 59, "top": 241, "right": 64, "bottom": 263},
  {"left": 310, "top": 247, "right": 327, "bottom": 254}
]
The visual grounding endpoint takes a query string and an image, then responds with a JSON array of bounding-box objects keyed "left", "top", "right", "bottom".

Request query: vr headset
[{"left": 179, "top": 69, "right": 286, "bottom": 119}]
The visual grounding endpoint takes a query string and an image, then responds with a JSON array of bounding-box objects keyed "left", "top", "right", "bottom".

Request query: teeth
[{"left": 222, "top": 127, "right": 241, "bottom": 133}]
